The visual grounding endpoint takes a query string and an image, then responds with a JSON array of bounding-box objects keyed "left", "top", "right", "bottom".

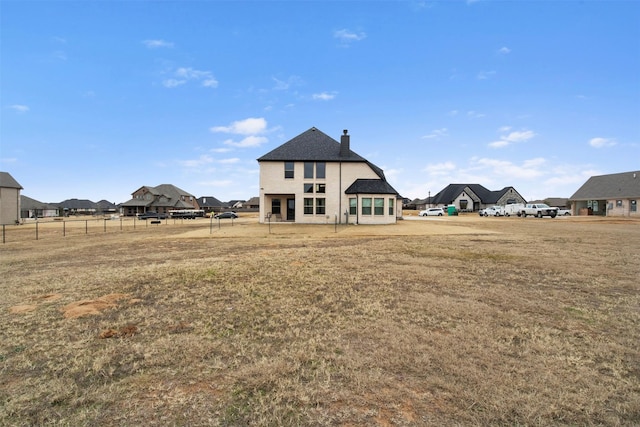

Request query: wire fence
[{"left": 1, "top": 216, "right": 238, "bottom": 244}]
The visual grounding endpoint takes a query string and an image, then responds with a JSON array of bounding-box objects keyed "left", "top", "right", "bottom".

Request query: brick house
[
  {"left": 120, "top": 184, "right": 199, "bottom": 217},
  {"left": 570, "top": 170, "right": 640, "bottom": 217}
]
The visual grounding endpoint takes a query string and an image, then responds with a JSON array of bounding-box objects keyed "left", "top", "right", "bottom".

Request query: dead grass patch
[{"left": 1, "top": 215, "right": 639, "bottom": 425}]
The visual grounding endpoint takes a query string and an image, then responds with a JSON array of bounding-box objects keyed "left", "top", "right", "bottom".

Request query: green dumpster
[{"left": 447, "top": 205, "right": 458, "bottom": 216}]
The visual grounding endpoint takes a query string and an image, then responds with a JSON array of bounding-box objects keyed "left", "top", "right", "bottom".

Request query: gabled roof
[
  {"left": 432, "top": 184, "right": 488, "bottom": 204},
  {"left": 258, "top": 127, "right": 367, "bottom": 162},
  {"left": 0, "top": 172, "right": 23, "bottom": 189},
  {"left": 197, "top": 196, "right": 225, "bottom": 208},
  {"left": 345, "top": 179, "right": 399, "bottom": 195},
  {"left": 96, "top": 200, "right": 117, "bottom": 209},
  {"left": 56, "top": 199, "right": 97, "bottom": 209},
  {"left": 431, "top": 184, "right": 524, "bottom": 205},
  {"left": 258, "top": 127, "right": 388, "bottom": 181},
  {"left": 570, "top": 171, "right": 640, "bottom": 200},
  {"left": 21, "top": 195, "right": 57, "bottom": 210}
]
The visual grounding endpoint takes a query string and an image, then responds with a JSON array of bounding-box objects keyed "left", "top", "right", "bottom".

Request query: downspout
[{"left": 339, "top": 161, "right": 342, "bottom": 224}]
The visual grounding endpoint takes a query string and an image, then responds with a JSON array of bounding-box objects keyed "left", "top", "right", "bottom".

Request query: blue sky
[{"left": 2, "top": 1, "right": 639, "bottom": 204}]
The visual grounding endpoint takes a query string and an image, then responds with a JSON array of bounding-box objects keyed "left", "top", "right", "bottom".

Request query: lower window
[
  {"left": 315, "top": 198, "right": 325, "bottom": 215},
  {"left": 362, "top": 198, "right": 372, "bottom": 215},
  {"left": 304, "top": 198, "right": 313, "bottom": 214}
]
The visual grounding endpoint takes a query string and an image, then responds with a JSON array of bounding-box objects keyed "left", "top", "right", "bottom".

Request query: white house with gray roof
[
  {"left": 570, "top": 170, "right": 640, "bottom": 217},
  {"left": 257, "top": 127, "right": 401, "bottom": 224}
]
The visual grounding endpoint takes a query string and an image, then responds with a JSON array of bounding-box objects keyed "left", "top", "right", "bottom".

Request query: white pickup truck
[{"left": 521, "top": 203, "right": 558, "bottom": 218}]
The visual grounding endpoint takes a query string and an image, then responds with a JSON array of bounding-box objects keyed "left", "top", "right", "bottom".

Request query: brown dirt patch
[
  {"left": 61, "top": 293, "right": 130, "bottom": 319},
  {"left": 8, "top": 305, "right": 37, "bottom": 314}
]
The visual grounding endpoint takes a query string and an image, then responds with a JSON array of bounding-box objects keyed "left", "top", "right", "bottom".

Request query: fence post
[
  {"left": 63, "top": 221, "right": 66, "bottom": 237},
  {"left": 85, "top": 220, "right": 88, "bottom": 234},
  {"left": 2, "top": 224, "right": 5, "bottom": 244},
  {"left": 36, "top": 221, "right": 39, "bottom": 240},
  {"left": 104, "top": 219, "right": 107, "bottom": 232}
]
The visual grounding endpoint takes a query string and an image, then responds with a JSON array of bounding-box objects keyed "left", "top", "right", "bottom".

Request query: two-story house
[
  {"left": 120, "top": 184, "right": 199, "bottom": 217},
  {"left": 257, "top": 127, "right": 400, "bottom": 224}
]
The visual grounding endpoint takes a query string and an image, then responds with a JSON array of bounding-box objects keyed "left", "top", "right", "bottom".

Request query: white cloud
[
  {"left": 211, "top": 117, "right": 268, "bottom": 135},
  {"left": 424, "top": 161, "right": 456, "bottom": 175},
  {"left": 489, "top": 129, "right": 536, "bottom": 148},
  {"left": 178, "top": 154, "right": 214, "bottom": 168},
  {"left": 163, "top": 67, "right": 217, "bottom": 88},
  {"left": 143, "top": 39, "right": 174, "bottom": 48},
  {"left": 272, "top": 75, "right": 303, "bottom": 91},
  {"left": 498, "top": 126, "right": 512, "bottom": 132},
  {"left": 219, "top": 158, "right": 240, "bottom": 164},
  {"left": 589, "top": 137, "right": 616, "bottom": 148},
  {"left": 475, "top": 157, "right": 545, "bottom": 179},
  {"left": 467, "top": 110, "right": 485, "bottom": 119},
  {"left": 9, "top": 104, "right": 29, "bottom": 113},
  {"left": 162, "top": 79, "right": 186, "bottom": 88},
  {"left": 198, "top": 179, "right": 233, "bottom": 187},
  {"left": 422, "top": 128, "right": 448, "bottom": 139},
  {"left": 334, "top": 29, "right": 366, "bottom": 45},
  {"left": 498, "top": 46, "right": 511, "bottom": 54},
  {"left": 223, "top": 135, "right": 269, "bottom": 148},
  {"left": 312, "top": 92, "right": 337, "bottom": 101},
  {"left": 477, "top": 70, "right": 496, "bottom": 80}
]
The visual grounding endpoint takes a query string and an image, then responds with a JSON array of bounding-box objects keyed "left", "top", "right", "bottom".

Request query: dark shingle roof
[
  {"left": 431, "top": 184, "right": 524, "bottom": 205},
  {"left": 570, "top": 171, "right": 640, "bottom": 200},
  {"left": 257, "top": 127, "right": 367, "bottom": 162},
  {"left": 0, "top": 172, "right": 23, "bottom": 189},
  {"left": 21, "top": 195, "right": 57, "bottom": 210},
  {"left": 345, "top": 179, "right": 399, "bottom": 195},
  {"left": 197, "top": 196, "right": 225, "bottom": 208},
  {"left": 56, "top": 199, "right": 97, "bottom": 209}
]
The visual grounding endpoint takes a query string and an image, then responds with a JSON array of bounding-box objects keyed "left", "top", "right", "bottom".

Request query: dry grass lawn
[{"left": 1, "top": 214, "right": 639, "bottom": 426}]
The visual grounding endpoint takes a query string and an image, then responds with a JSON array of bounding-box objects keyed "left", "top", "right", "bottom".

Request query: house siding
[
  {"left": 0, "top": 186, "right": 21, "bottom": 224},
  {"left": 260, "top": 161, "right": 396, "bottom": 224}
]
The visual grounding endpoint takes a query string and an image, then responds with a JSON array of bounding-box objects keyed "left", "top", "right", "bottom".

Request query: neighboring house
[
  {"left": 120, "top": 184, "right": 199, "bottom": 217},
  {"left": 0, "top": 171, "right": 23, "bottom": 224},
  {"left": 55, "top": 199, "right": 98, "bottom": 216},
  {"left": 228, "top": 200, "right": 245, "bottom": 209},
  {"left": 96, "top": 200, "right": 118, "bottom": 215},
  {"left": 570, "top": 170, "right": 640, "bottom": 217},
  {"left": 20, "top": 195, "right": 59, "bottom": 218},
  {"left": 543, "top": 197, "right": 570, "bottom": 209},
  {"left": 428, "top": 184, "right": 527, "bottom": 212},
  {"left": 197, "top": 196, "right": 226, "bottom": 215},
  {"left": 257, "top": 127, "right": 400, "bottom": 224},
  {"left": 245, "top": 196, "right": 260, "bottom": 209}
]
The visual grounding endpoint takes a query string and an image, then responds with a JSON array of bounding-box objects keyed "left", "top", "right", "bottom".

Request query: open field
[{"left": 1, "top": 214, "right": 639, "bottom": 426}]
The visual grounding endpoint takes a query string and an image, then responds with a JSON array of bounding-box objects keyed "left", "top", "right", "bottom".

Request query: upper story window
[
  {"left": 316, "top": 184, "right": 325, "bottom": 194},
  {"left": 304, "top": 162, "right": 314, "bottom": 179},
  {"left": 304, "top": 183, "right": 314, "bottom": 193},
  {"left": 303, "top": 162, "right": 326, "bottom": 179},
  {"left": 284, "top": 162, "right": 294, "bottom": 179}
]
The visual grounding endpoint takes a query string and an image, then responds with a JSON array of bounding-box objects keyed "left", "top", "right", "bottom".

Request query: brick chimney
[{"left": 340, "top": 129, "right": 350, "bottom": 157}]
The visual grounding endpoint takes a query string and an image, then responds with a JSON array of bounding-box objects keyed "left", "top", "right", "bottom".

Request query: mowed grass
[{"left": 1, "top": 214, "right": 639, "bottom": 426}]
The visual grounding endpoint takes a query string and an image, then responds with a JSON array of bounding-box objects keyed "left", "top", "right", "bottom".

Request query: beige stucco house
[
  {"left": 0, "top": 172, "right": 23, "bottom": 225},
  {"left": 258, "top": 127, "right": 401, "bottom": 224}
]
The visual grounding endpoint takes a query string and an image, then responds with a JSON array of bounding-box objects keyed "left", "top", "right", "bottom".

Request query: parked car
[
  {"left": 480, "top": 206, "right": 504, "bottom": 217},
  {"left": 214, "top": 211, "right": 238, "bottom": 219},
  {"left": 138, "top": 212, "right": 168, "bottom": 220},
  {"left": 419, "top": 208, "right": 444, "bottom": 216},
  {"left": 556, "top": 209, "right": 571, "bottom": 216}
]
